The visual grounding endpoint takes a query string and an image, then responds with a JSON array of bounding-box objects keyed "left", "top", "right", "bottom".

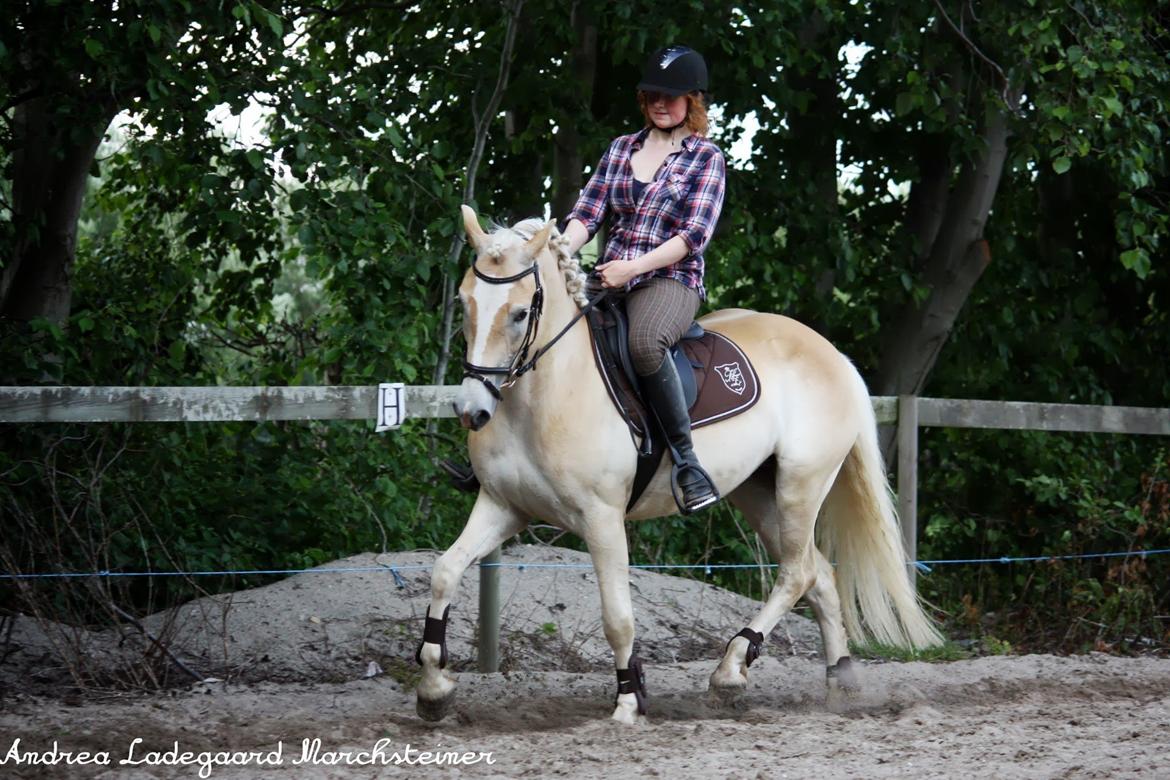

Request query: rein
[{"left": 462, "top": 261, "right": 607, "bottom": 396}]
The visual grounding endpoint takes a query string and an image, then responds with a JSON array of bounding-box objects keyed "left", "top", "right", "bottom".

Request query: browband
[{"left": 473, "top": 263, "right": 538, "bottom": 285}]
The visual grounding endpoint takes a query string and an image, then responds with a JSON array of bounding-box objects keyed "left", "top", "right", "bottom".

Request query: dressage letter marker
[{"left": 376, "top": 383, "right": 406, "bottom": 431}]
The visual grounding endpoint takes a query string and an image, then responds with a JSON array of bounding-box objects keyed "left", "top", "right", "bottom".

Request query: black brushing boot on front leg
[{"left": 641, "top": 354, "right": 720, "bottom": 514}]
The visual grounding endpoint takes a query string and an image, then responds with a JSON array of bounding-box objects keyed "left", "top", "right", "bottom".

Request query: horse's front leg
[
  {"left": 416, "top": 491, "right": 525, "bottom": 722},
  {"left": 584, "top": 516, "right": 645, "bottom": 725}
]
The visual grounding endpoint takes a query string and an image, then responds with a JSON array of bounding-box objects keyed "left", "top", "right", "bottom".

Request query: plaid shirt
[{"left": 567, "top": 126, "right": 726, "bottom": 299}]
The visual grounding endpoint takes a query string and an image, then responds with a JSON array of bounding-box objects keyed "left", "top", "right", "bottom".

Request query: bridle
[
  {"left": 461, "top": 262, "right": 544, "bottom": 400},
  {"left": 461, "top": 261, "right": 605, "bottom": 400}
]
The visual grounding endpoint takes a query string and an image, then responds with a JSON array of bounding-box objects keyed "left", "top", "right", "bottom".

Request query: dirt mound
[{"left": 1, "top": 544, "right": 820, "bottom": 690}]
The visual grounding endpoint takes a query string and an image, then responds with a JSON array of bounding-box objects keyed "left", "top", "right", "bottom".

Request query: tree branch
[
  {"left": 431, "top": 0, "right": 525, "bottom": 388},
  {"left": 0, "top": 86, "right": 45, "bottom": 114},
  {"left": 303, "top": 0, "right": 416, "bottom": 35},
  {"left": 419, "top": 0, "right": 523, "bottom": 520},
  {"left": 108, "top": 601, "right": 203, "bottom": 682},
  {"left": 304, "top": 0, "right": 414, "bottom": 19},
  {"left": 931, "top": 0, "right": 1019, "bottom": 111}
]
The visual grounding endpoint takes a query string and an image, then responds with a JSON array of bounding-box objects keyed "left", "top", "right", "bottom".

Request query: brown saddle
[{"left": 585, "top": 297, "right": 760, "bottom": 511}]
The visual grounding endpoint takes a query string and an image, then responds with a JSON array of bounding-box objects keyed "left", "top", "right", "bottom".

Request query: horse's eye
[{"left": 513, "top": 309, "right": 529, "bottom": 323}]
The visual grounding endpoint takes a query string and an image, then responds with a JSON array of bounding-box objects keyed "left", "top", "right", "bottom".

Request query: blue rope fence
[{"left": 2, "top": 548, "right": 1168, "bottom": 581}]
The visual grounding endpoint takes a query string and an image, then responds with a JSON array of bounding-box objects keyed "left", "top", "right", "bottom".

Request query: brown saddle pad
[{"left": 683, "top": 331, "right": 761, "bottom": 429}]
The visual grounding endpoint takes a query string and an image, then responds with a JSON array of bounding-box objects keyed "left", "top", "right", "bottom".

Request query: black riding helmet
[{"left": 636, "top": 45, "right": 708, "bottom": 96}]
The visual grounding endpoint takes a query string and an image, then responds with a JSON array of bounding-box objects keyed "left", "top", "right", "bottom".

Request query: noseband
[{"left": 462, "top": 261, "right": 605, "bottom": 399}]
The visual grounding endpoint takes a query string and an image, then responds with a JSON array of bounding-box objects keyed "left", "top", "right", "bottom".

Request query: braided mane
[{"left": 486, "top": 218, "right": 589, "bottom": 308}]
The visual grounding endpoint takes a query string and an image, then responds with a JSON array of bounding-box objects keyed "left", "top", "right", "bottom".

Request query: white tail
[{"left": 817, "top": 369, "right": 944, "bottom": 650}]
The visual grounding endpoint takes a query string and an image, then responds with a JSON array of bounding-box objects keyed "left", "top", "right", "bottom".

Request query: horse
[{"left": 415, "top": 206, "right": 943, "bottom": 724}]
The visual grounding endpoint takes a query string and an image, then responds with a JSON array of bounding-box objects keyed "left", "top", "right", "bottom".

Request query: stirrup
[
  {"left": 439, "top": 459, "right": 479, "bottom": 493},
  {"left": 669, "top": 462, "right": 720, "bottom": 515}
]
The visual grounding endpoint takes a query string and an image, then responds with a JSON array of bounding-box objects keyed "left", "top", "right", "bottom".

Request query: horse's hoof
[
  {"left": 610, "top": 703, "right": 643, "bottom": 725},
  {"left": 825, "top": 658, "right": 861, "bottom": 712},
  {"left": 707, "top": 677, "right": 748, "bottom": 709},
  {"left": 825, "top": 679, "right": 855, "bottom": 712},
  {"left": 416, "top": 691, "right": 455, "bottom": 722}
]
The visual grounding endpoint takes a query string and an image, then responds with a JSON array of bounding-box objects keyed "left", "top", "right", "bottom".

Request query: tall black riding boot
[{"left": 641, "top": 355, "right": 720, "bottom": 514}]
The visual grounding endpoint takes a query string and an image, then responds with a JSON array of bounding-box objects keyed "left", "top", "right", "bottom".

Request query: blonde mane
[{"left": 486, "top": 218, "right": 589, "bottom": 308}]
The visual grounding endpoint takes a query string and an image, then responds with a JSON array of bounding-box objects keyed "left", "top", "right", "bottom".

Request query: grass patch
[
  {"left": 848, "top": 639, "right": 973, "bottom": 662},
  {"left": 380, "top": 656, "right": 422, "bottom": 687}
]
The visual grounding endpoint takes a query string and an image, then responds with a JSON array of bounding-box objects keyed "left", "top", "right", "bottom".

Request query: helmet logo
[{"left": 659, "top": 47, "right": 688, "bottom": 69}]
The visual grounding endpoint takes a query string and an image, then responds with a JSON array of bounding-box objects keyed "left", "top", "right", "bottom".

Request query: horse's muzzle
[
  {"left": 458, "top": 408, "right": 492, "bottom": 431},
  {"left": 456, "top": 376, "right": 499, "bottom": 431}
]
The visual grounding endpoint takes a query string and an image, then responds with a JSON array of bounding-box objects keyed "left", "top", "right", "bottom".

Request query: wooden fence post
[
  {"left": 478, "top": 547, "right": 501, "bottom": 672},
  {"left": 897, "top": 395, "right": 919, "bottom": 587}
]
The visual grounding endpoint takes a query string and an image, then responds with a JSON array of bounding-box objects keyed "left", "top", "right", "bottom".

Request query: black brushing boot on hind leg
[{"left": 641, "top": 354, "right": 720, "bottom": 514}]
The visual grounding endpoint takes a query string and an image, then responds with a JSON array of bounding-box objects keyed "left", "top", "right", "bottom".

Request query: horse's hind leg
[
  {"left": 709, "top": 462, "right": 839, "bottom": 701},
  {"left": 416, "top": 492, "right": 525, "bottom": 722},
  {"left": 804, "top": 547, "right": 860, "bottom": 700}
]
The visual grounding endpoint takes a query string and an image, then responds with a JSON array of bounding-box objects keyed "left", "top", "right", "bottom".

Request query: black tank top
[{"left": 633, "top": 177, "right": 650, "bottom": 202}]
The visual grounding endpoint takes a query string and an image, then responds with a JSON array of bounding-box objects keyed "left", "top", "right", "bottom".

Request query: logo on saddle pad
[{"left": 715, "top": 362, "right": 746, "bottom": 395}]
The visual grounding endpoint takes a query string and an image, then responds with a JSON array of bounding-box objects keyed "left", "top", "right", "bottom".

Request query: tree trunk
[
  {"left": 875, "top": 104, "right": 1011, "bottom": 432},
  {"left": 1, "top": 96, "right": 110, "bottom": 324},
  {"left": 782, "top": 10, "right": 840, "bottom": 331},
  {"left": 904, "top": 130, "right": 953, "bottom": 267},
  {"left": 902, "top": 27, "right": 964, "bottom": 270},
  {"left": 502, "top": 106, "right": 546, "bottom": 222}
]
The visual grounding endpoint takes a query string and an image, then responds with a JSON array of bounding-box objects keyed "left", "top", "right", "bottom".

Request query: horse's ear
[
  {"left": 522, "top": 219, "right": 555, "bottom": 258},
  {"left": 461, "top": 205, "right": 487, "bottom": 252}
]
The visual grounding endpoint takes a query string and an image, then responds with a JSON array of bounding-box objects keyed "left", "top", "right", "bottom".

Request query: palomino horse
[{"left": 416, "top": 206, "right": 942, "bottom": 724}]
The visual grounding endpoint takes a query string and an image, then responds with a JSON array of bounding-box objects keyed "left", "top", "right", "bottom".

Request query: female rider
[{"left": 563, "top": 45, "right": 726, "bottom": 514}]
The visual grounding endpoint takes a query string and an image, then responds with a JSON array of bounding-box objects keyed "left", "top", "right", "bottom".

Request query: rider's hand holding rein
[{"left": 596, "top": 235, "right": 691, "bottom": 290}]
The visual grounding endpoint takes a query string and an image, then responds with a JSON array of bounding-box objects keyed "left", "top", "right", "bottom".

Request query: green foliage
[
  {"left": 917, "top": 439, "right": 1169, "bottom": 653},
  {"left": 1, "top": 2, "right": 1168, "bottom": 657},
  {"left": 982, "top": 636, "right": 1015, "bottom": 656}
]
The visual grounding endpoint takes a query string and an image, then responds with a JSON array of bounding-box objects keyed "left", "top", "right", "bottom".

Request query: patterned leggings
[{"left": 625, "top": 277, "right": 701, "bottom": 376}]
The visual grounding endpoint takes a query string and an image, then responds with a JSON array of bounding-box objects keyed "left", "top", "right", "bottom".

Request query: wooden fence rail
[
  {"left": 3, "top": 386, "right": 1168, "bottom": 668},
  {"left": 893, "top": 395, "right": 1170, "bottom": 585},
  {"left": 0, "top": 385, "right": 463, "bottom": 423}
]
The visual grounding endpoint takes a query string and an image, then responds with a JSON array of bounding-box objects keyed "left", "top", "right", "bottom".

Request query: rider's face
[{"left": 644, "top": 92, "right": 688, "bottom": 129}]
